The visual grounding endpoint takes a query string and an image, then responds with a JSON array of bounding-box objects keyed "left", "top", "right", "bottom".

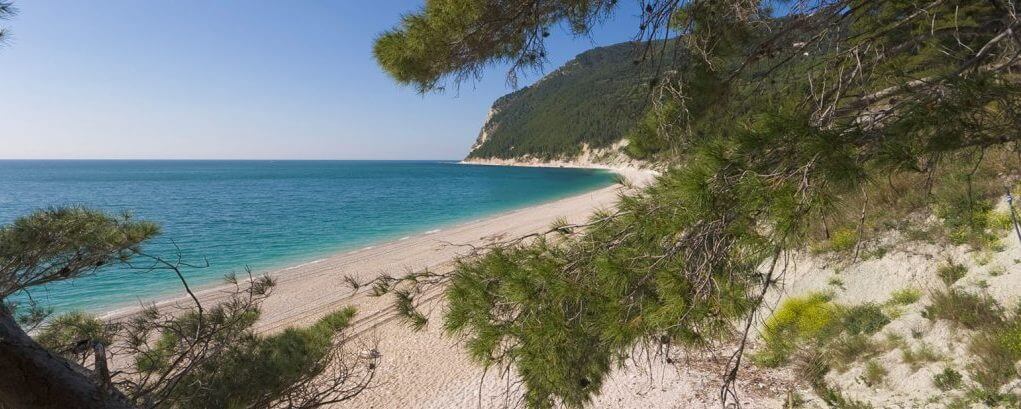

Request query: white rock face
[
  {"left": 467, "top": 107, "right": 499, "bottom": 155},
  {"left": 464, "top": 139, "right": 649, "bottom": 170}
]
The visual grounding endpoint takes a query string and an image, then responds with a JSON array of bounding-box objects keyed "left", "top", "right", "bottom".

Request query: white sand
[
  {"left": 101, "top": 165, "right": 789, "bottom": 408},
  {"left": 104, "top": 167, "right": 650, "bottom": 330},
  {"left": 759, "top": 225, "right": 1021, "bottom": 408}
]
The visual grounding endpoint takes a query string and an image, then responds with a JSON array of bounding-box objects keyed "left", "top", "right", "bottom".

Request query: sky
[{"left": 0, "top": 1, "right": 644, "bottom": 160}]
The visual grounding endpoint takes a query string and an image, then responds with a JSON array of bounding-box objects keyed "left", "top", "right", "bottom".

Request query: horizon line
[{"left": 0, "top": 158, "right": 464, "bottom": 161}]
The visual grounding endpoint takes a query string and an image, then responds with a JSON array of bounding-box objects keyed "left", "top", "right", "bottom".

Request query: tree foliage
[
  {"left": 375, "top": 0, "right": 1021, "bottom": 407},
  {"left": 0, "top": 207, "right": 159, "bottom": 300},
  {"left": 374, "top": 0, "right": 619, "bottom": 92},
  {"left": 0, "top": 208, "right": 377, "bottom": 409},
  {"left": 0, "top": 1, "right": 14, "bottom": 45}
]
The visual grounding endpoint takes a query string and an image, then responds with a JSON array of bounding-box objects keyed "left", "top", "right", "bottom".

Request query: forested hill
[{"left": 466, "top": 41, "right": 665, "bottom": 161}]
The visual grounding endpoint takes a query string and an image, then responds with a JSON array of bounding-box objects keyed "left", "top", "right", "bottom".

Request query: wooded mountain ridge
[{"left": 465, "top": 40, "right": 667, "bottom": 161}]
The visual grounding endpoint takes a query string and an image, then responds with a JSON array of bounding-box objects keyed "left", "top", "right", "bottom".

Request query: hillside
[{"left": 465, "top": 41, "right": 669, "bottom": 161}]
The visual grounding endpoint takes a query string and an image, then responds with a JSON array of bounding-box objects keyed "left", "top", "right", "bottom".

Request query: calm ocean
[{"left": 0, "top": 160, "right": 614, "bottom": 313}]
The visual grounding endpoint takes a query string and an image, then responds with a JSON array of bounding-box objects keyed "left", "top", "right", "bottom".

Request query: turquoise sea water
[{"left": 0, "top": 160, "right": 614, "bottom": 313}]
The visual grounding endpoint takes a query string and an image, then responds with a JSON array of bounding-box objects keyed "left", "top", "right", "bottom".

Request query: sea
[{"left": 0, "top": 160, "right": 614, "bottom": 313}]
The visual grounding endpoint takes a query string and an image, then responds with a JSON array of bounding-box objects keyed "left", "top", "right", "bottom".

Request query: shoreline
[
  {"left": 95, "top": 163, "right": 786, "bottom": 408},
  {"left": 459, "top": 158, "right": 659, "bottom": 186},
  {"left": 102, "top": 164, "right": 656, "bottom": 323}
]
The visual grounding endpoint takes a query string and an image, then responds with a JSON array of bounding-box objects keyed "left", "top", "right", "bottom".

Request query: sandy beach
[
  {"left": 103, "top": 166, "right": 650, "bottom": 328},
  {"left": 100, "top": 165, "right": 782, "bottom": 408}
]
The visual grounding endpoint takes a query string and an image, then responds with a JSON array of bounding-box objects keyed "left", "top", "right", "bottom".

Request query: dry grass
[{"left": 923, "top": 289, "right": 1003, "bottom": 330}]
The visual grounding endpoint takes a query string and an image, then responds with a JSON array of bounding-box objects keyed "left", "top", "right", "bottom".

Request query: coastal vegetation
[
  {"left": 3, "top": 0, "right": 1021, "bottom": 407},
  {"left": 0, "top": 1, "right": 12, "bottom": 45},
  {"left": 465, "top": 41, "right": 664, "bottom": 160},
  {"left": 0, "top": 207, "right": 377, "bottom": 408},
  {"left": 374, "top": 0, "right": 1021, "bottom": 407}
]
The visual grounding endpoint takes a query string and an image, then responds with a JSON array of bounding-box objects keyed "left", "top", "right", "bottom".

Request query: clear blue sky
[{"left": 0, "top": 1, "right": 644, "bottom": 160}]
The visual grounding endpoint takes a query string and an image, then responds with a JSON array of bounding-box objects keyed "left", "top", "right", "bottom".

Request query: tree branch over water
[{"left": 0, "top": 207, "right": 379, "bottom": 409}]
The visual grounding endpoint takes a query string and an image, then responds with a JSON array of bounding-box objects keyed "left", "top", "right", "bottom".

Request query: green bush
[
  {"left": 758, "top": 299, "right": 891, "bottom": 370},
  {"left": 158, "top": 307, "right": 357, "bottom": 408},
  {"left": 813, "top": 228, "right": 859, "bottom": 254},
  {"left": 932, "top": 367, "right": 964, "bottom": 391},
  {"left": 888, "top": 288, "right": 922, "bottom": 305},
  {"left": 841, "top": 304, "right": 891, "bottom": 336},
  {"left": 756, "top": 294, "right": 837, "bottom": 367},
  {"left": 989, "top": 211, "right": 1014, "bottom": 231},
  {"left": 830, "top": 228, "right": 860, "bottom": 252},
  {"left": 936, "top": 262, "right": 968, "bottom": 286},
  {"left": 998, "top": 322, "right": 1021, "bottom": 356},
  {"left": 933, "top": 181, "right": 1000, "bottom": 249}
]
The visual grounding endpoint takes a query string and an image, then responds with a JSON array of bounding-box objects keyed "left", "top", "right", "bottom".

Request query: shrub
[
  {"left": 841, "top": 304, "right": 891, "bottom": 336},
  {"left": 999, "top": 321, "right": 1021, "bottom": 356},
  {"left": 989, "top": 211, "right": 1014, "bottom": 231},
  {"left": 815, "top": 228, "right": 859, "bottom": 253},
  {"left": 759, "top": 300, "right": 891, "bottom": 371},
  {"left": 161, "top": 306, "right": 359, "bottom": 408},
  {"left": 756, "top": 294, "right": 837, "bottom": 367},
  {"left": 888, "top": 288, "right": 922, "bottom": 305},
  {"left": 966, "top": 388, "right": 1021, "bottom": 407},
  {"left": 861, "top": 360, "right": 887, "bottom": 387},
  {"left": 936, "top": 262, "right": 968, "bottom": 286},
  {"left": 932, "top": 367, "right": 964, "bottom": 391},
  {"left": 831, "top": 334, "right": 882, "bottom": 370},
  {"left": 933, "top": 185, "right": 999, "bottom": 249},
  {"left": 923, "top": 289, "right": 1004, "bottom": 330},
  {"left": 968, "top": 321, "right": 1021, "bottom": 392}
]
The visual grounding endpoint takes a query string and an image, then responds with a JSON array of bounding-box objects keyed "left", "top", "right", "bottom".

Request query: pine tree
[
  {"left": 0, "top": 208, "right": 377, "bottom": 408},
  {"left": 373, "top": 1, "right": 1021, "bottom": 407}
]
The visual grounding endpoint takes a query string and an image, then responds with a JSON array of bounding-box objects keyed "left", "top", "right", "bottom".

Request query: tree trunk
[{"left": 0, "top": 305, "right": 134, "bottom": 409}]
